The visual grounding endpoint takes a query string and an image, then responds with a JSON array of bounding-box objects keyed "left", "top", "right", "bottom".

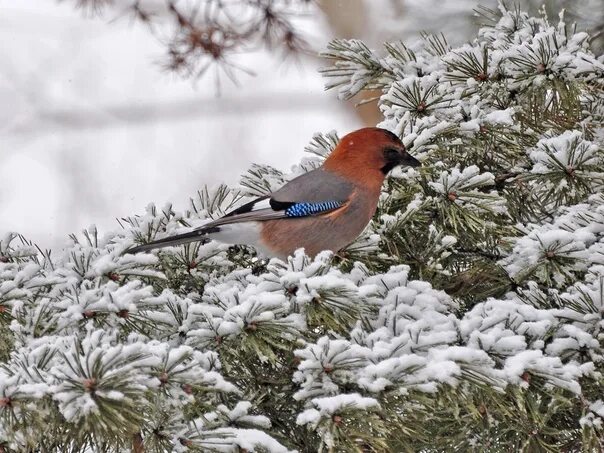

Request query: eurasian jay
[{"left": 126, "top": 127, "right": 420, "bottom": 259}]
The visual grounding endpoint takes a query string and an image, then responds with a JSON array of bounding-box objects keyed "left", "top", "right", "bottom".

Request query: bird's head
[{"left": 323, "top": 127, "right": 421, "bottom": 189}]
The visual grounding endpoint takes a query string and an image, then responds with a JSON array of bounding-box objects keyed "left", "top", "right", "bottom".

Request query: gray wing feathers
[
  {"left": 193, "top": 168, "right": 353, "bottom": 230},
  {"left": 271, "top": 168, "right": 353, "bottom": 203}
]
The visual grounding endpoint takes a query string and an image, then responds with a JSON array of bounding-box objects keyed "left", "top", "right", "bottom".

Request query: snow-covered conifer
[{"left": 2, "top": 4, "right": 604, "bottom": 451}]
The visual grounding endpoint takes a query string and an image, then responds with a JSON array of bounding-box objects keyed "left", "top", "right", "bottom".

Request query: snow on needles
[{"left": 2, "top": 4, "right": 604, "bottom": 451}]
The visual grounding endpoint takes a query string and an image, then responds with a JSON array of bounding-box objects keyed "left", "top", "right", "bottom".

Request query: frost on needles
[{"left": 2, "top": 4, "right": 604, "bottom": 452}]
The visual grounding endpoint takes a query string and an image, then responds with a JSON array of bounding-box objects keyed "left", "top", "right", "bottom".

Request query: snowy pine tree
[{"left": 2, "top": 4, "right": 604, "bottom": 452}]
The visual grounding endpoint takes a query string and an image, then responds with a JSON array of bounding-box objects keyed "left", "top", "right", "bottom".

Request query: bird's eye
[{"left": 383, "top": 147, "right": 401, "bottom": 161}]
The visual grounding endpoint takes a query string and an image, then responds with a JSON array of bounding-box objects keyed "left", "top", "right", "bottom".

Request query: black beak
[
  {"left": 381, "top": 147, "right": 422, "bottom": 174},
  {"left": 401, "top": 153, "right": 421, "bottom": 168},
  {"left": 382, "top": 151, "right": 421, "bottom": 175}
]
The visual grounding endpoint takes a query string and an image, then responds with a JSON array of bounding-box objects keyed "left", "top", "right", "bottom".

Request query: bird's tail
[{"left": 124, "top": 226, "right": 219, "bottom": 254}]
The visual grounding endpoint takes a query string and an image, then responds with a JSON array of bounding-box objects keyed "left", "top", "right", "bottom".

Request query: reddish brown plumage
[{"left": 322, "top": 127, "right": 404, "bottom": 194}]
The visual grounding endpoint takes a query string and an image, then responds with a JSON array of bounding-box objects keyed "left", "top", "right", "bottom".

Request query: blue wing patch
[{"left": 284, "top": 201, "right": 343, "bottom": 218}]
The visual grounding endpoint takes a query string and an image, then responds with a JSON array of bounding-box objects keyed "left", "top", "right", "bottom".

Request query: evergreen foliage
[{"left": 2, "top": 4, "right": 604, "bottom": 452}]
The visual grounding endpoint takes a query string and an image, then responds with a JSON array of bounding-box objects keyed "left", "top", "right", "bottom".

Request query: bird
[{"left": 125, "top": 127, "right": 420, "bottom": 259}]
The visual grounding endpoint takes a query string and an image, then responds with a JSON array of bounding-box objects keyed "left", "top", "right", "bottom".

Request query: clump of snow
[{"left": 296, "top": 393, "right": 380, "bottom": 426}]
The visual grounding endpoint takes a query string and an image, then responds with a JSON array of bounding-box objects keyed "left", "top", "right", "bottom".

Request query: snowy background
[{"left": 1, "top": 0, "right": 599, "bottom": 250}]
